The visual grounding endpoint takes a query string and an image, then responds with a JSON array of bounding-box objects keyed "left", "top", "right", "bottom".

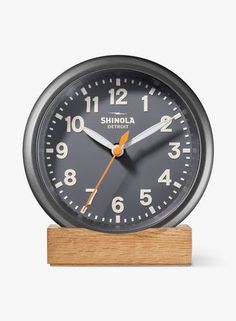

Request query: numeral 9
[{"left": 56, "top": 142, "right": 68, "bottom": 159}]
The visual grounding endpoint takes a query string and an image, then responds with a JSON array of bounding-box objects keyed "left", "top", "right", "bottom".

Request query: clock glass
[{"left": 23, "top": 56, "right": 213, "bottom": 232}]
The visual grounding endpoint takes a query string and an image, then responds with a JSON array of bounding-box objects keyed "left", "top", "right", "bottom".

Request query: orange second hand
[
  {"left": 82, "top": 130, "right": 129, "bottom": 212},
  {"left": 84, "top": 155, "right": 116, "bottom": 209}
]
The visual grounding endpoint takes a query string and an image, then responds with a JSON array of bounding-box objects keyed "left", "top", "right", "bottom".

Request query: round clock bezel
[{"left": 23, "top": 55, "right": 213, "bottom": 232}]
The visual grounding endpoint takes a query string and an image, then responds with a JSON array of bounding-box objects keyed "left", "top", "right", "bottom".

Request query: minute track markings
[
  {"left": 55, "top": 113, "right": 63, "bottom": 120},
  {"left": 81, "top": 87, "right": 88, "bottom": 96},
  {"left": 149, "top": 87, "right": 156, "bottom": 95},
  {"left": 116, "top": 78, "right": 121, "bottom": 86}
]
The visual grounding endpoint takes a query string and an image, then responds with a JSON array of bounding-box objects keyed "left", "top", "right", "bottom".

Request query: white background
[{"left": 0, "top": 1, "right": 235, "bottom": 320}]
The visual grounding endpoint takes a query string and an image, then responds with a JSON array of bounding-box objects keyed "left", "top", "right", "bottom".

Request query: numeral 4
[
  {"left": 158, "top": 169, "right": 172, "bottom": 186},
  {"left": 109, "top": 88, "right": 127, "bottom": 105}
]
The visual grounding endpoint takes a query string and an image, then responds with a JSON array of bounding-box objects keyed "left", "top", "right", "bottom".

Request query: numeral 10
[{"left": 65, "top": 116, "right": 84, "bottom": 132}]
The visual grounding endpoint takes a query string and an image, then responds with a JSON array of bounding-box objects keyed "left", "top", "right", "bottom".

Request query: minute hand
[{"left": 124, "top": 117, "right": 173, "bottom": 149}]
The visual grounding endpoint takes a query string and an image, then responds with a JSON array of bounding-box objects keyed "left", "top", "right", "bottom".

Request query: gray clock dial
[{"left": 23, "top": 56, "right": 213, "bottom": 232}]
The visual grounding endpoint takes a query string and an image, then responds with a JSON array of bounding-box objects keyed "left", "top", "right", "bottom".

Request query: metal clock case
[{"left": 23, "top": 55, "right": 213, "bottom": 233}]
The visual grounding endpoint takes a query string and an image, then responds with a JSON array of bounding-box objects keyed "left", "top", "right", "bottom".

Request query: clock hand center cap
[{"left": 112, "top": 144, "right": 124, "bottom": 157}]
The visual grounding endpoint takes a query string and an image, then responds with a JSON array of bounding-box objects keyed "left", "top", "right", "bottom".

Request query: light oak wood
[{"left": 47, "top": 225, "right": 192, "bottom": 266}]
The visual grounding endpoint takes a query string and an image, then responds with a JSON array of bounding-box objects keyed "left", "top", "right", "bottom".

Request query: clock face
[{"left": 24, "top": 56, "right": 213, "bottom": 232}]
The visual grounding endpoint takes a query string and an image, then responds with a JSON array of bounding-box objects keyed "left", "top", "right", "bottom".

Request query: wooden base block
[{"left": 47, "top": 224, "right": 192, "bottom": 266}]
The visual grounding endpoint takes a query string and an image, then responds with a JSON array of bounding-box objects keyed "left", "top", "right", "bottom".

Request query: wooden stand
[{"left": 47, "top": 224, "right": 192, "bottom": 266}]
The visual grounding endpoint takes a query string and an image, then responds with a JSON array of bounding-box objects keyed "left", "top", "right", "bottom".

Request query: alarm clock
[{"left": 23, "top": 55, "right": 213, "bottom": 233}]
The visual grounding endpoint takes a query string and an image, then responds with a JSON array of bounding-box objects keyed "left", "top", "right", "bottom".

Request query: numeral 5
[{"left": 140, "top": 189, "right": 152, "bottom": 206}]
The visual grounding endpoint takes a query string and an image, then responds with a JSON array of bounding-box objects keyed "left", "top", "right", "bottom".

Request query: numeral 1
[{"left": 141, "top": 95, "right": 149, "bottom": 112}]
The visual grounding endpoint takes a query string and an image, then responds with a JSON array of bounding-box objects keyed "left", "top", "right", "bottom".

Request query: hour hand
[{"left": 83, "top": 126, "right": 115, "bottom": 151}]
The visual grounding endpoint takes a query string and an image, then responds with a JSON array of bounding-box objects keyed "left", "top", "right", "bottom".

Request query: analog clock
[{"left": 23, "top": 56, "right": 213, "bottom": 233}]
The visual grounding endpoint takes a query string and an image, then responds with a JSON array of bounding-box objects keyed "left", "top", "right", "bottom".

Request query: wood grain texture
[{"left": 47, "top": 225, "right": 192, "bottom": 266}]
